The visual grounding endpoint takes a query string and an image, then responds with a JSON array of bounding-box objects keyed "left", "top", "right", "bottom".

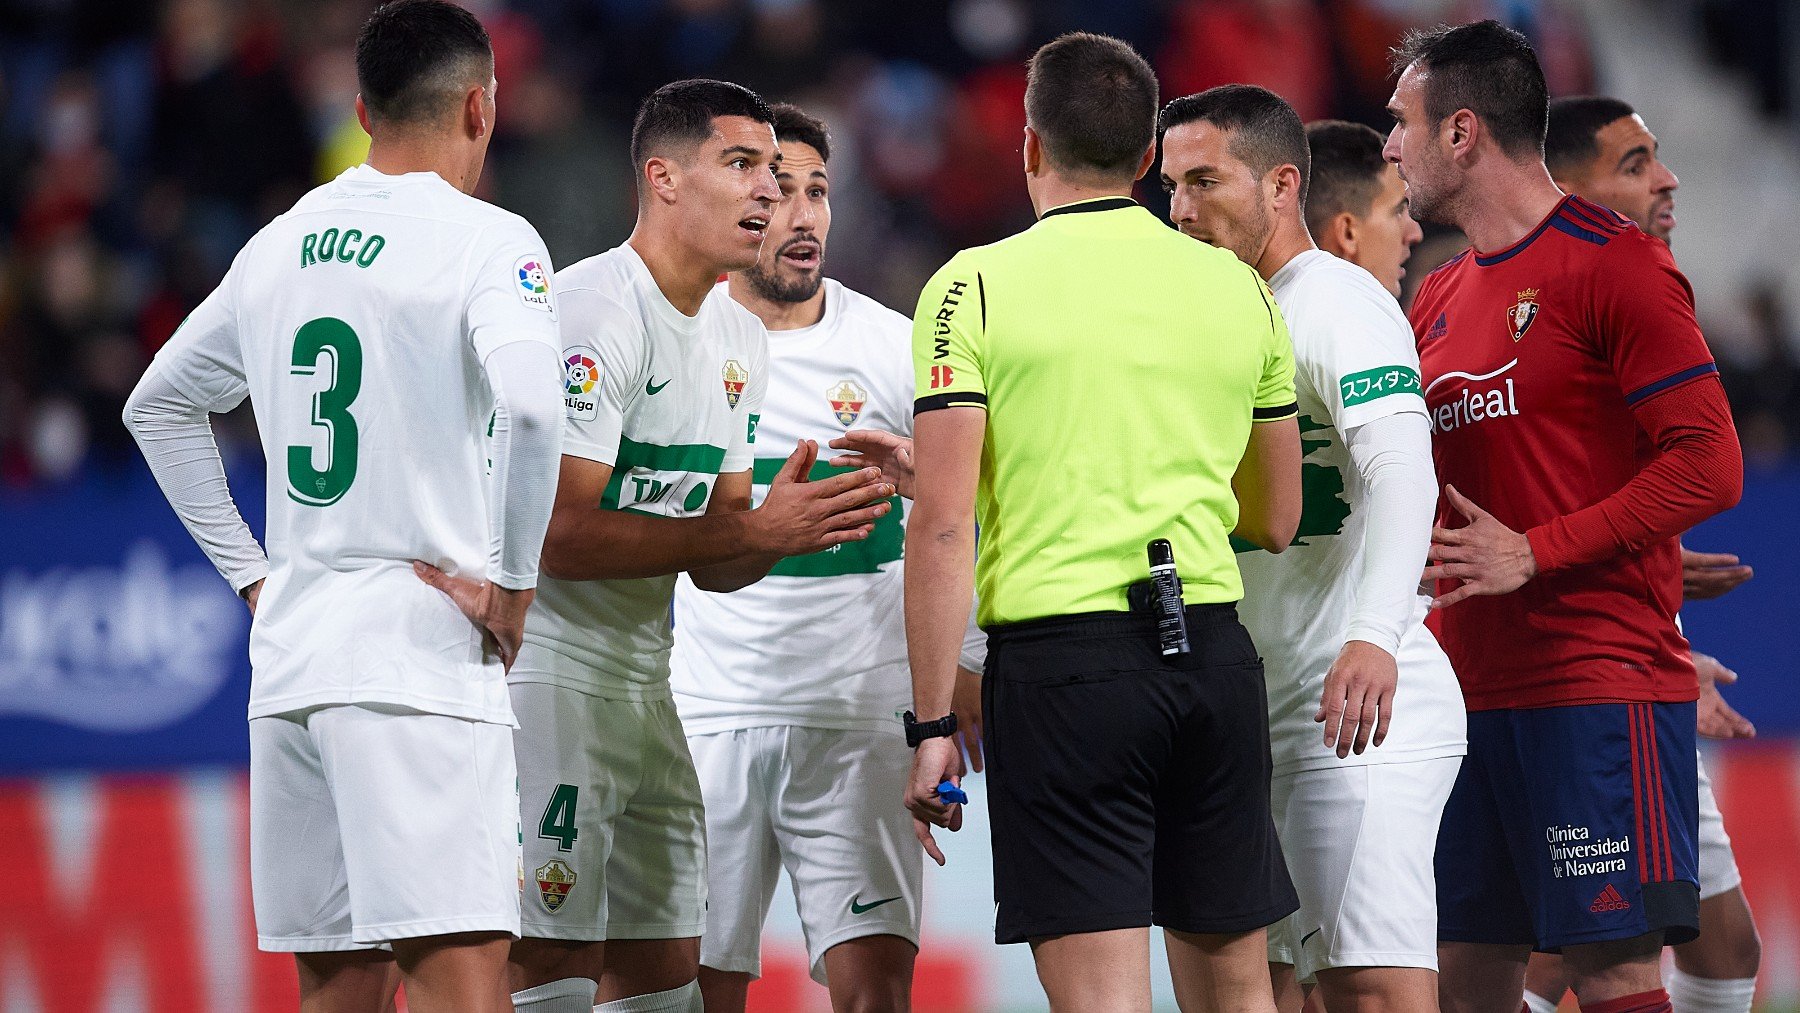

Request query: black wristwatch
[{"left": 903, "top": 710, "right": 958, "bottom": 748}]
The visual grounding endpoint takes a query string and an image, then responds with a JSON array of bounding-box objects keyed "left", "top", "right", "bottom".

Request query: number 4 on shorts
[{"left": 539, "top": 784, "right": 579, "bottom": 852}]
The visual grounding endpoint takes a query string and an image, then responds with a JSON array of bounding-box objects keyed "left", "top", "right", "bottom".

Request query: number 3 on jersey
[{"left": 287, "top": 317, "right": 362, "bottom": 506}]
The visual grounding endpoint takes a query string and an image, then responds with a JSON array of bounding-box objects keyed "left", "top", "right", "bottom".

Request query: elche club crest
[
  {"left": 722, "top": 359, "right": 749, "bottom": 410},
  {"left": 536, "top": 859, "right": 577, "bottom": 913},
  {"left": 828, "top": 379, "right": 867, "bottom": 427},
  {"left": 1508, "top": 288, "right": 1540, "bottom": 342}
]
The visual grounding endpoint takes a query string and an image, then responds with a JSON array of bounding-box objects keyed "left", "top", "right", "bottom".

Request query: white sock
[
  {"left": 512, "top": 977, "right": 599, "bottom": 1013},
  {"left": 1523, "top": 990, "right": 1561, "bottom": 1013},
  {"left": 594, "top": 979, "right": 703, "bottom": 1013},
  {"left": 1669, "top": 967, "right": 1757, "bottom": 1013}
]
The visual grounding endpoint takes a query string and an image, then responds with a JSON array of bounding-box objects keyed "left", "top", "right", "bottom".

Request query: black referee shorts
[{"left": 982, "top": 604, "right": 1297, "bottom": 945}]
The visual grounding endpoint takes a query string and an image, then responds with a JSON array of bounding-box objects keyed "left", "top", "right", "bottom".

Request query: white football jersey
[
  {"left": 144, "top": 164, "right": 561, "bottom": 724},
  {"left": 1238, "top": 250, "right": 1466, "bottom": 775},
  {"left": 516, "top": 244, "right": 768, "bottom": 700},
  {"left": 672, "top": 279, "right": 951, "bottom": 735}
]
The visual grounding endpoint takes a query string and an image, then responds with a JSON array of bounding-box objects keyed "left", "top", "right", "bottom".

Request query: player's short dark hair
[
  {"left": 1025, "top": 32, "right": 1159, "bottom": 182},
  {"left": 1544, "top": 96, "right": 1638, "bottom": 177},
  {"left": 1304, "top": 120, "right": 1389, "bottom": 237},
  {"left": 770, "top": 103, "right": 830, "bottom": 163},
  {"left": 355, "top": 0, "right": 493, "bottom": 126},
  {"left": 1389, "top": 20, "right": 1548, "bottom": 159},
  {"left": 630, "top": 79, "right": 774, "bottom": 171},
  {"left": 1159, "top": 84, "right": 1310, "bottom": 205}
]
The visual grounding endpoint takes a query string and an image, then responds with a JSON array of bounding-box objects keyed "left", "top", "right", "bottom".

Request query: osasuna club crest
[
  {"left": 722, "top": 359, "right": 748, "bottom": 410},
  {"left": 536, "top": 859, "right": 576, "bottom": 913},
  {"left": 1509, "top": 287, "right": 1540, "bottom": 342},
  {"left": 828, "top": 379, "right": 867, "bottom": 427}
]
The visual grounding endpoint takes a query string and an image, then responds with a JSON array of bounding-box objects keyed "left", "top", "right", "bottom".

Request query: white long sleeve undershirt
[
  {"left": 1342, "top": 411, "right": 1437, "bottom": 657},
  {"left": 121, "top": 370, "right": 269, "bottom": 594},
  {"left": 481, "top": 338, "right": 564, "bottom": 590}
]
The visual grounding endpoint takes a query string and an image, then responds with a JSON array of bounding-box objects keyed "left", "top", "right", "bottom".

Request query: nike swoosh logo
[
  {"left": 849, "top": 894, "right": 902, "bottom": 915},
  {"left": 1300, "top": 928, "right": 1322, "bottom": 948},
  {"left": 646, "top": 377, "right": 671, "bottom": 395}
]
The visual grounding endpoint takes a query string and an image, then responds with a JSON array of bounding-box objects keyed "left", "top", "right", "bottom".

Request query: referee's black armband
[
  {"left": 1252, "top": 402, "right": 1299, "bottom": 421},
  {"left": 914, "top": 392, "right": 988, "bottom": 415}
]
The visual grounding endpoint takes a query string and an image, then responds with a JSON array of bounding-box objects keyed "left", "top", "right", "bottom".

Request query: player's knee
[
  {"left": 1676, "top": 928, "right": 1762, "bottom": 981},
  {"left": 509, "top": 938, "right": 608, "bottom": 990}
]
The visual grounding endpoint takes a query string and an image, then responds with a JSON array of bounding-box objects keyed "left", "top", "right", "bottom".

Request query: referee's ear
[
  {"left": 1131, "top": 142, "right": 1157, "bottom": 183},
  {"left": 1023, "top": 126, "right": 1043, "bottom": 177}
]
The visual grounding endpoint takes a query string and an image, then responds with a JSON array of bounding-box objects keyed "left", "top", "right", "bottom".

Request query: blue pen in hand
[{"left": 936, "top": 780, "right": 968, "bottom": 805}]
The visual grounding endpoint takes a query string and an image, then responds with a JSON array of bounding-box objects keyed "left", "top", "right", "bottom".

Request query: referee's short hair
[
  {"left": 1160, "top": 84, "right": 1310, "bottom": 205},
  {"left": 1025, "top": 32, "right": 1159, "bottom": 184},
  {"left": 1303, "top": 120, "right": 1388, "bottom": 239},
  {"left": 1544, "top": 96, "right": 1637, "bottom": 178}
]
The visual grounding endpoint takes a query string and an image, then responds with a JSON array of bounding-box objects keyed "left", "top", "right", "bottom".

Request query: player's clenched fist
[{"left": 749, "top": 439, "right": 894, "bottom": 555}]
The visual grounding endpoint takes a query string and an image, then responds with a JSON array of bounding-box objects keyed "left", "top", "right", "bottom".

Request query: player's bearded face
[
  {"left": 681, "top": 116, "right": 782, "bottom": 273},
  {"left": 1383, "top": 68, "right": 1454, "bottom": 226},
  {"left": 1573, "top": 115, "right": 1679, "bottom": 244},
  {"left": 744, "top": 141, "right": 831, "bottom": 304},
  {"left": 1159, "top": 121, "right": 1274, "bottom": 268}
]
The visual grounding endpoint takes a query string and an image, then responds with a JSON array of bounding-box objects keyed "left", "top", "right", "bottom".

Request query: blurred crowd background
[{"left": 1, "top": 0, "right": 1798, "bottom": 486}]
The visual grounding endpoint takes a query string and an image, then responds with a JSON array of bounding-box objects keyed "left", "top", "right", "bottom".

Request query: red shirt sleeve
[{"left": 1525, "top": 236, "right": 1742, "bottom": 571}]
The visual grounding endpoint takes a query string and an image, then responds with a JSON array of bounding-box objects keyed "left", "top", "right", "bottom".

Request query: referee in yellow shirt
[{"left": 900, "top": 32, "right": 1304, "bottom": 1013}]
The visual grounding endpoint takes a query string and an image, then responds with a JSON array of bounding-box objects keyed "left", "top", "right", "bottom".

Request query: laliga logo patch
[
  {"left": 1508, "top": 288, "right": 1539, "bottom": 342},
  {"left": 563, "top": 346, "right": 599, "bottom": 420},
  {"left": 536, "top": 859, "right": 577, "bottom": 913},
  {"left": 515, "top": 256, "right": 553, "bottom": 312},
  {"left": 828, "top": 379, "right": 867, "bottom": 427},
  {"left": 722, "top": 359, "right": 748, "bottom": 410}
]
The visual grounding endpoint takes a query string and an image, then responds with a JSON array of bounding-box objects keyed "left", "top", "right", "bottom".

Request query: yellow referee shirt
[{"left": 912, "top": 196, "right": 1297, "bottom": 627}]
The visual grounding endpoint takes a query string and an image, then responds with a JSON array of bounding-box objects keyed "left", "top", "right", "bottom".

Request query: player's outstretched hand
[
  {"left": 1695, "top": 651, "right": 1755, "bottom": 739},
  {"left": 904, "top": 736, "right": 963, "bottom": 866},
  {"left": 1315, "top": 640, "right": 1397, "bottom": 757},
  {"left": 1424, "top": 484, "right": 1538, "bottom": 608},
  {"left": 952, "top": 666, "right": 984, "bottom": 773},
  {"left": 753, "top": 440, "right": 894, "bottom": 557},
  {"left": 1681, "top": 546, "right": 1753, "bottom": 601},
  {"left": 412, "top": 561, "right": 535, "bottom": 673},
  {"left": 828, "top": 429, "right": 915, "bottom": 500}
]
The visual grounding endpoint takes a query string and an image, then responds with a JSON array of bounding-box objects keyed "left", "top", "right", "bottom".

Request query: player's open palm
[
  {"left": 1315, "top": 640, "right": 1397, "bottom": 757},
  {"left": 828, "top": 429, "right": 915, "bottom": 499},
  {"left": 1695, "top": 652, "right": 1755, "bottom": 739},
  {"left": 1681, "top": 546, "right": 1753, "bottom": 600},
  {"left": 412, "top": 562, "right": 534, "bottom": 672},
  {"left": 1424, "top": 484, "right": 1538, "bottom": 608},
  {"left": 755, "top": 440, "right": 894, "bottom": 556}
]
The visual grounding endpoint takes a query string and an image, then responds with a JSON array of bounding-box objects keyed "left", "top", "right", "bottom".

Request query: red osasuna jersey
[{"left": 1409, "top": 195, "right": 1716, "bottom": 711}]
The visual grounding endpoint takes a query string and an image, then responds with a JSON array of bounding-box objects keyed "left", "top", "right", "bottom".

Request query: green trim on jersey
[
  {"left": 1339, "top": 365, "right": 1421, "bottom": 407},
  {"left": 600, "top": 437, "right": 728, "bottom": 510},
  {"left": 750, "top": 458, "right": 905, "bottom": 576}
]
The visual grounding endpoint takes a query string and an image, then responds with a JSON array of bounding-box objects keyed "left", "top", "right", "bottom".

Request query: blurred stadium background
[{"left": 1, "top": 0, "right": 1797, "bottom": 1009}]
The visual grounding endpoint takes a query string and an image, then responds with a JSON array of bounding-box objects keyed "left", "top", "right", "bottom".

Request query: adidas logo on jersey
[
  {"left": 1588, "top": 883, "right": 1631, "bottom": 913},
  {"left": 1424, "top": 312, "right": 1448, "bottom": 342}
]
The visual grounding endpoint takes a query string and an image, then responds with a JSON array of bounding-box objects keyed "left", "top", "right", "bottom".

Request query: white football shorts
[
  {"left": 250, "top": 703, "right": 521, "bottom": 950},
  {"left": 1696, "top": 747, "right": 1742, "bottom": 901},
  {"left": 689, "top": 725, "right": 921, "bottom": 985},
  {"left": 512, "top": 676, "right": 707, "bottom": 942},
  {"left": 1266, "top": 756, "right": 1461, "bottom": 981}
]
